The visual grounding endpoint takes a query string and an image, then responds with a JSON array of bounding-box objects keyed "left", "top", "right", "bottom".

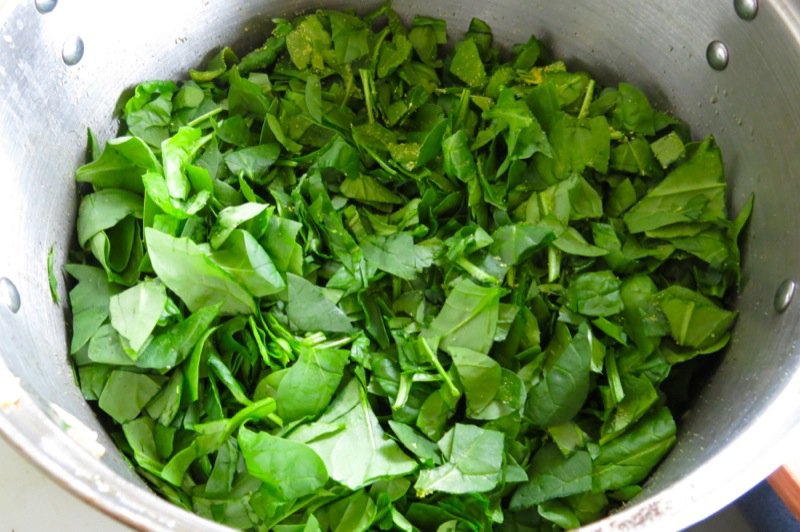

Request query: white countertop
[{"left": 0, "top": 435, "right": 130, "bottom": 531}]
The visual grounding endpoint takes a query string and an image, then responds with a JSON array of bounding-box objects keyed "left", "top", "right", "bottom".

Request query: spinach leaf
[
  {"left": 287, "top": 274, "right": 354, "bottom": 333},
  {"left": 212, "top": 229, "right": 285, "bottom": 297},
  {"left": 655, "top": 286, "right": 737, "bottom": 350},
  {"left": 47, "top": 245, "right": 60, "bottom": 304},
  {"left": 414, "top": 424, "right": 505, "bottom": 495},
  {"left": 510, "top": 444, "right": 592, "bottom": 509},
  {"left": 239, "top": 426, "right": 328, "bottom": 501},
  {"left": 98, "top": 370, "right": 165, "bottom": 423},
  {"left": 423, "top": 278, "right": 502, "bottom": 357},
  {"left": 65, "top": 264, "right": 119, "bottom": 353},
  {"left": 276, "top": 345, "right": 349, "bottom": 422},
  {"left": 565, "top": 271, "right": 624, "bottom": 317},
  {"left": 624, "top": 138, "right": 726, "bottom": 233},
  {"left": 109, "top": 279, "right": 166, "bottom": 353},
  {"left": 593, "top": 407, "right": 677, "bottom": 491},
  {"left": 77, "top": 190, "right": 144, "bottom": 247},
  {"left": 292, "top": 380, "right": 417, "bottom": 489},
  {"left": 145, "top": 228, "right": 256, "bottom": 315},
  {"left": 75, "top": 136, "right": 159, "bottom": 193},
  {"left": 526, "top": 322, "right": 592, "bottom": 427}
]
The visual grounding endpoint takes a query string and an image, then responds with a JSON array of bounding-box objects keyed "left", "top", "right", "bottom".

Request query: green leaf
[
  {"left": 490, "top": 224, "right": 554, "bottom": 265},
  {"left": 611, "top": 82, "right": 656, "bottom": 136},
  {"left": 77, "top": 189, "right": 144, "bottom": 247},
  {"left": 65, "top": 264, "right": 119, "bottom": 353},
  {"left": 109, "top": 279, "right": 167, "bottom": 353},
  {"left": 305, "top": 74, "right": 323, "bottom": 122},
  {"left": 212, "top": 230, "right": 285, "bottom": 298},
  {"left": 414, "top": 424, "right": 505, "bottom": 495},
  {"left": 361, "top": 233, "right": 419, "bottom": 280},
  {"left": 286, "top": 15, "right": 331, "bottom": 70},
  {"left": 98, "top": 370, "right": 164, "bottom": 423},
  {"left": 655, "top": 286, "right": 737, "bottom": 350},
  {"left": 239, "top": 426, "right": 328, "bottom": 500},
  {"left": 189, "top": 46, "right": 238, "bottom": 81},
  {"left": 340, "top": 175, "right": 404, "bottom": 204},
  {"left": 651, "top": 131, "right": 685, "bottom": 169},
  {"left": 450, "top": 348, "right": 501, "bottom": 419},
  {"left": 442, "top": 130, "right": 478, "bottom": 182},
  {"left": 601, "top": 374, "right": 659, "bottom": 443},
  {"left": 510, "top": 444, "right": 592, "bottom": 509},
  {"left": 135, "top": 304, "right": 220, "bottom": 370},
  {"left": 593, "top": 407, "right": 676, "bottom": 491},
  {"left": 287, "top": 273, "right": 354, "bottom": 333},
  {"left": 292, "top": 379, "right": 417, "bottom": 489},
  {"left": 450, "top": 39, "right": 486, "bottom": 87},
  {"left": 209, "top": 202, "right": 269, "bottom": 249},
  {"left": 624, "top": 137, "right": 726, "bottom": 233},
  {"left": 526, "top": 322, "right": 592, "bottom": 427},
  {"left": 423, "top": 278, "right": 502, "bottom": 357},
  {"left": 145, "top": 228, "right": 255, "bottom": 315},
  {"left": 534, "top": 114, "right": 610, "bottom": 182},
  {"left": 565, "top": 271, "right": 624, "bottom": 317},
  {"left": 124, "top": 81, "right": 176, "bottom": 146},
  {"left": 388, "top": 421, "right": 443, "bottom": 466},
  {"left": 75, "top": 136, "right": 159, "bottom": 194},
  {"left": 611, "top": 137, "right": 660, "bottom": 177},
  {"left": 228, "top": 66, "right": 271, "bottom": 118},
  {"left": 277, "top": 345, "right": 349, "bottom": 422},
  {"left": 161, "top": 127, "right": 211, "bottom": 200},
  {"left": 47, "top": 245, "right": 60, "bottom": 304},
  {"left": 328, "top": 11, "right": 369, "bottom": 65},
  {"left": 224, "top": 144, "right": 281, "bottom": 180},
  {"left": 87, "top": 324, "right": 135, "bottom": 366}
]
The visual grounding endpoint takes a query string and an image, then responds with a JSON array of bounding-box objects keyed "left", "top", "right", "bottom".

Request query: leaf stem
[
  {"left": 359, "top": 68, "right": 375, "bottom": 124},
  {"left": 186, "top": 106, "right": 224, "bottom": 128},
  {"left": 419, "top": 337, "right": 460, "bottom": 397},
  {"left": 578, "top": 79, "right": 595, "bottom": 120},
  {"left": 547, "top": 247, "right": 561, "bottom": 283}
]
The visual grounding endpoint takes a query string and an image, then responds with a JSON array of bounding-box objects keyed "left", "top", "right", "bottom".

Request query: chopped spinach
[{"left": 66, "top": 8, "right": 750, "bottom": 531}]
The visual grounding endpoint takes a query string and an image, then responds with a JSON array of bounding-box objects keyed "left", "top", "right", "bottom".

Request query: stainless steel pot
[{"left": 1, "top": 0, "right": 799, "bottom": 530}]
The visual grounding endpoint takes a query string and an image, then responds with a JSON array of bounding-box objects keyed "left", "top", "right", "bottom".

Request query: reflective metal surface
[{"left": 1, "top": 1, "right": 800, "bottom": 530}]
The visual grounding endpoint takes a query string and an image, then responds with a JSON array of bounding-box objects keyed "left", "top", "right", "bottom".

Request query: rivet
[
  {"left": 734, "top": 0, "right": 758, "bottom": 21},
  {"left": 34, "top": 0, "right": 57, "bottom": 14},
  {"left": 706, "top": 40, "right": 730, "bottom": 71},
  {"left": 61, "top": 36, "right": 84, "bottom": 66},
  {"left": 774, "top": 279, "right": 796, "bottom": 313},
  {"left": 0, "top": 278, "right": 20, "bottom": 313}
]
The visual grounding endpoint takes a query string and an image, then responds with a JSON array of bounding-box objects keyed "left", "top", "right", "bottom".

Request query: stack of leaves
[{"left": 66, "top": 6, "right": 751, "bottom": 531}]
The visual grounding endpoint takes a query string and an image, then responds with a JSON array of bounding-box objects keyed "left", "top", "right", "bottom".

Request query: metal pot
[{"left": 1, "top": 0, "right": 798, "bottom": 529}]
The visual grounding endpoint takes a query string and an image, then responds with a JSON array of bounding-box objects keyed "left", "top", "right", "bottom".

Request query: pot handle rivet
[
  {"left": 734, "top": 0, "right": 758, "bottom": 21},
  {"left": 0, "top": 278, "right": 20, "bottom": 314},
  {"left": 61, "top": 35, "right": 84, "bottom": 66},
  {"left": 707, "top": 41, "right": 729, "bottom": 71},
  {"left": 774, "top": 279, "right": 796, "bottom": 313},
  {"left": 34, "top": 0, "right": 57, "bottom": 14}
]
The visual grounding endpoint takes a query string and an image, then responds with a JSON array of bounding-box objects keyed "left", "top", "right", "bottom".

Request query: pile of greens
[{"left": 66, "top": 6, "right": 751, "bottom": 531}]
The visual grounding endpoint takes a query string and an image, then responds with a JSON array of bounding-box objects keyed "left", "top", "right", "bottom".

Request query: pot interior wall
[{"left": 1, "top": 0, "right": 799, "bottom": 529}]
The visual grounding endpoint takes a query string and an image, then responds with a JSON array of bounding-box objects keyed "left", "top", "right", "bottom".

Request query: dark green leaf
[{"left": 510, "top": 444, "right": 592, "bottom": 509}]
